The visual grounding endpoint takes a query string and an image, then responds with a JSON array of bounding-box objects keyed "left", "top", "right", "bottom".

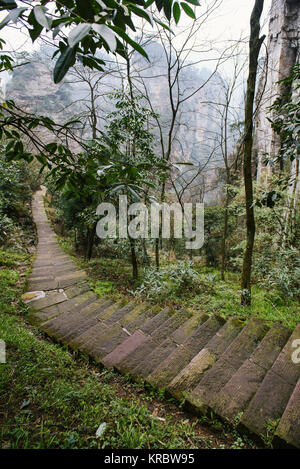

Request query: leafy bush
[
  {"left": 132, "top": 261, "right": 213, "bottom": 302},
  {"left": 257, "top": 248, "right": 300, "bottom": 299}
]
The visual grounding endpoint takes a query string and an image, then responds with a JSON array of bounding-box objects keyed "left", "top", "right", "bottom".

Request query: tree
[
  {"left": 240, "top": 0, "right": 265, "bottom": 306},
  {"left": 0, "top": 1, "right": 200, "bottom": 82}
]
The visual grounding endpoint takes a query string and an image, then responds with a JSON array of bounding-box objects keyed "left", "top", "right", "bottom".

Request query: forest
[{"left": 0, "top": 0, "right": 299, "bottom": 452}]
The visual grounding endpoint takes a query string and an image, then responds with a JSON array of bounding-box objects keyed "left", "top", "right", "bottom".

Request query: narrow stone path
[{"left": 25, "top": 189, "right": 300, "bottom": 449}]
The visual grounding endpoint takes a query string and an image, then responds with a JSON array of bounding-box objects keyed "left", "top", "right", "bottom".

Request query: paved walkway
[{"left": 25, "top": 189, "right": 300, "bottom": 449}]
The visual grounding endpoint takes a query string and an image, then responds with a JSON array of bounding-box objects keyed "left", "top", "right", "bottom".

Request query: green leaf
[
  {"left": 92, "top": 23, "right": 117, "bottom": 51},
  {"left": 111, "top": 26, "right": 149, "bottom": 60},
  {"left": 33, "top": 5, "right": 52, "bottom": 30},
  {"left": 173, "top": 2, "right": 181, "bottom": 24},
  {"left": 184, "top": 0, "right": 200, "bottom": 5},
  {"left": 130, "top": 5, "right": 153, "bottom": 26},
  {"left": 68, "top": 23, "right": 92, "bottom": 48},
  {"left": 53, "top": 46, "right": 76, "bottom": 83},
  {"left": 180, "top": 2, "right": 196, "bottom": 19},
  {"left": 0, "top": 0, "right": 17, "bottom": 9}
]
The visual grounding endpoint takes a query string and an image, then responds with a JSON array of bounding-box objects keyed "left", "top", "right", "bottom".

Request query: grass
[
  {"left": 0, "top": 245, "right": 255, "bottom": 449},
  {"left": 57, "top": 237, "right": 300, "bottom": 330}
]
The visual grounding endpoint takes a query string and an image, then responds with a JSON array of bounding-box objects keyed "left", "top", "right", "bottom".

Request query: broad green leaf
[
  {"left": 130, "top": 5, "right": 153, "bottom": 26},
  {"left": 34, "top": 5, "right": 52, "bottom": 30},
  {"left": 184, "top": 0, "right": 200, "bottom": 5},
  {"left": 180, "top": 2, "right": 196, "bottom": 19},
  {"left": 111, "top": 26, "right": 149, "bottom": 60},
  {"left": 9, "top": 7, "right": 26, "bottom": 23},
  {"left": 173, "top": 2, "right": 181, "bottom": 24},
  {"left": 68, "top": 23, "right": 92, "bottom": 48},
  {"left": 93, "top": 23, "right": 117, "bottom": 52},
  {"left": 53, "top": 46, "right": 76, "bottom": 83}
]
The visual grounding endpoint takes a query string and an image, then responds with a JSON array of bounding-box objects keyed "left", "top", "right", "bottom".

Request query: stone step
[
  {"left": 146, "top": 315, "right": 226, "bottom": 390},
  {"left": 186, "top": 318, "right": 269, "bottom": 415},
  {"left": 167, "top": 318, "right": 244, "bottom": 401},
  {"left": 73, "top": 302, "right": 145, "bottom": 358},
  {"left": 213, "top": 323, "right": 291, "bottom": 424},
  {"left": 140, "top": 307, "right": 172, "bottom": 335},
  {"left": 39, "top": 293, "right": 104, "bottom": 336},
  {"left": 67, "top": 301, "right": 125, "bottom": 350},
  {"left": 238, "top": 323, "right": 300, "bottom": 440},
  {"left": 131, "top": 314, "right": 208, "bottom": 379},
  {"left": 273, "top": 377, "right": 300, "bottom": 449},
  {"left": 59, "top": 301, "right": 124, "bottom": 344},
  {"left": 105, "top": 308, "right": 172, "bottom": 373}
]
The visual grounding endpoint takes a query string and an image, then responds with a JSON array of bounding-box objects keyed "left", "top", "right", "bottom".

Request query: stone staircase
[{"left": 25, "top": 190, "right": 300, "bottom": 449}]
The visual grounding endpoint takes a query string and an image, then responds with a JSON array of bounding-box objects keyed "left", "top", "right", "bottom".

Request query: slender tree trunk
[
  {"left": 129, "top": 237, "right": 138, "bottom": 279},
  {"left": 86, "top": 223, "right": 96, "bottom": 261},
  {"left": 221, "top": 187, "right": 230, "bottom": 281},
  {"left": 241, "top": 0, "right": 265, "bottom": 306}
]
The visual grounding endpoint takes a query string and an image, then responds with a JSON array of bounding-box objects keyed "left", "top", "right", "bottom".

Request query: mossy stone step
[
  {"left": 140, "top": 307, "right": 171, "bottom": 335},
  {"left": 273, "top": 377, "right": 300, "bottom": 449},
  {"left": 39, "top": 292, "right": 99, "bottom": 335},
  {"left": 167, "top": 318, "right": 244, "bottom": 401},
  {"left": 146, "top": 315, "right": 225, "bottom": 390},
  {"left": 131, "top": 314, "right": 209, "bottom": 379},
  {"left": 186, "top": 318, "right": 269, "bottom": 415},
  {"left": 101, "top": 330, "right": 150, "bottom": 369},
  {"left": 238, "top": 323, "right": 300, "bottom": 441},
  {"left": 29, "top": 290, "right": 68, "bottom": 311},
  {"left": 213, "top": 323, "right": 291, "bottom": 423}
]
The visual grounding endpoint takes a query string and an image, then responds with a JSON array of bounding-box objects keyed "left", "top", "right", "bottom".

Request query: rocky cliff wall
[{"left": 255, "top": 0, "right": 300, "bottom": 182}]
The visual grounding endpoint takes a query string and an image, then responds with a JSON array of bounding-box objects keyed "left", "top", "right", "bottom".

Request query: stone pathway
[{"left": 25, "top": 189, "right": 300, "bottom": 449}]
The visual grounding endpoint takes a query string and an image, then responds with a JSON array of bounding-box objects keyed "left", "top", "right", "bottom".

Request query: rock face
[{"left": 255, "top": 0, "right": 300, "bottom": 182}]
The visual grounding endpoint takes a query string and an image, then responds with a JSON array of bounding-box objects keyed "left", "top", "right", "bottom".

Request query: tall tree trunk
[
  {"left": 129, "top": 237, "right": 138, "bottom": 280},
  {"left": 86, "top": 223, "right": 96, "bottom": 261},
  {"left": 221, "top": 187, "right": 230, "bottom": 281},
  {"left": 241, "top": 0, "right": 265, "bottom": 306}
]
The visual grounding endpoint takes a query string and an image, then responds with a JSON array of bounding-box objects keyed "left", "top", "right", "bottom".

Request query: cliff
[{"left": 255, "top": 0, "right": 300, "bottom": 182}]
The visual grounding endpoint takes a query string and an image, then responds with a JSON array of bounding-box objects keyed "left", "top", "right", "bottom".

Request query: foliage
[
  {"left": 132, "top": 261, "right": 214, "bottom": 301},
  {"left": 269, "top": 64, "right": 300, "bottom": 167},
  {"left": 0, "top": 147, "right": 40, "bottom": 245},
  {"left": 0, "top": 0, "right": 200, "bottom": 83}
]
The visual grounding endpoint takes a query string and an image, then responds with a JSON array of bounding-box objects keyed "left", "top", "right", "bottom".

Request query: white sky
[{"left": 0, "top": 0, "right": 273, "bottom": 71}]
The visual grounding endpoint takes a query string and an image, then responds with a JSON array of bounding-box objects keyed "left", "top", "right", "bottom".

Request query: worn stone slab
[
  {"left": 171, "top": 314, "right": 208, "bottom": 345},
  {"left": 167, "top": 318, "right": 244, "bottom": 401},
  {"left": 140, "top": 308, "right": 171, "bottom": 335},
  {"left": 122, "top": 307, "right": 158, "bottom": 334},
  {"left": 65, "top": 282, "right": 91, "bottom": 299},
  {"left": 132, "top": 338, "right": 178, "bottom": 378},
  {"left": 90, "top": 326, "right": 130, "bottom": 361},
  {"left": 57, "top": 270, "right": 87, "bottom": 288},
  {"left": 40, "top": 292, "right": 98, "bottom": 335},
  {"left": 116, "top": 335, "right": 157, "bottom": 374},
  {"left": 29, "top": 291, "right": 67, "bottom": 311},
  {"left": 101, "top": 330, "right": 150, "bottom": 369},
  {"left": 187, "top": 318, "right": 269, "bottom": 415},
  {"left": 274, "top": 378, "right": 300, "bottom": 449},
  {"left": 150, "top": 309, "right": 191, "bottom": 344},
  {"left": 214, "top": 323, "right": 291, "bottom": 423},
  {"left": 238, "top": 324, "right": 300, "bottom": 439},
  {"left": 147, "top": 315, "right": 225, "bottom": 389}
]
